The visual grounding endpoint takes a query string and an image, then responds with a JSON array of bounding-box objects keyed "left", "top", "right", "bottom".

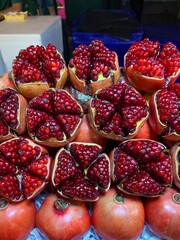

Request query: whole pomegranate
[
  {"left": 0, "top": 197, "right": 37, "bottom": 240},
  {"left": 74, "top": 114, "right": 110, "bottom": 151},
  {"left": 68, "top": 39, "right": 120, "bottom": 95},
  {"left": 88, "top": 82, "right": 149, "bottom": 141},
  {"left": 26, "top": 88, "right": 83, "bottom": 147},
  {"left": 0, "top": 72, "right": 17, "bottom": 90},
  {"left": 36, "top": 193, "right": 91, "bottom": 240},
  {"left": 170, "top": 142, "right": 180, "bottom": 189},
  {"left": 149, "top": 83, "right": 180, "bottom": 143},
  {"left": 12, "top": 44, "right": 68, "bottom": 99},
  {"left": 92, "top": 187, "right": 145, "bottom": 240},
  {"left": 144, "top": 187, "right": 180, "bottom": 240},
  {"left": 0, "top": 88, "right": 28, "bottom": 142},
  {"left": 0, "top": 137, "right": 52, "bottom": 202},
  {"left": 124, "top": 38, "right": 180, "bottom": 92},
  {"left": 110, "top": 139, "right": 172, "bottom": 196},
  {"left": 51, "top": 142, "right": 111, "bottom": 201}
]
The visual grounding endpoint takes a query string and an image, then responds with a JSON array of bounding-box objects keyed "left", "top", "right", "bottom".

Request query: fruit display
[
  {"left": 68, "top": 39, "right": 120, "bottom": 95},
  {"left": 124, "top": 38, "right": 180, "bottom": 92},
  {"left": 12, "top": 44, "right": 68, "bottom": 99},
  {"left": 0, "top": 39, "right": 179, "bottom": 240}
]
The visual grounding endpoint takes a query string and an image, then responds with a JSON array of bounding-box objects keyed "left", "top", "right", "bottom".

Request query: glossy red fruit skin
[
  {"left": 92, "top": 187, "right": 145, "bottom": 240},
  {"left": 169, "top": 143, "right": 180, "bottom": 189},
  {"left": 144, "top": 187, "right": 180, "bottom": 240},
  {"left": 0, "top": 198, "right": 37, "bottom": 240},
  {"left": 35, "top": 193, "right": 91, "bottom": 240},
  {"left": 0, "top": 72, "right": 17, "bottom": 90}
]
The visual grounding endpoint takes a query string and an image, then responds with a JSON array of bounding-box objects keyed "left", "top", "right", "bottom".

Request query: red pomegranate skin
[
  {"left": 92, "top": 187, "right": 145, "bottom": 240},
  {"left": 144, "top": 187, "right": 180, "bottom": 240},
  {"left": 36, "top": 193, "right": 91, "bottom": 240}
]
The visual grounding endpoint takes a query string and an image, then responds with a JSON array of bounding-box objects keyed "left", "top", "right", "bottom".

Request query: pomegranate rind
[
  {"left": 51, "top": 142, "right": 111, "bottom": 201},
  {"left": 12, "top": 66, "right": 68, "bottom": 99},
  {"left": 0, "top": 137, "right": 52, "bottom": 202},
  {"left": 110, "top": 139, "right": 173, "bottom": 197},
  {"left": 169, "top": 143, "right": 180, "bottom": 189},
  {"left": 126, "top": 65, "right": 165, "bottom": 92},
  {"left": 16, "top": 93, "right": 29, "bottom": 135},
  {"left": 0, "top": 72, "right": 17, "bottom": 90},
  {"left": 68, "top": 53, "right": 120, "bottom": 96}
]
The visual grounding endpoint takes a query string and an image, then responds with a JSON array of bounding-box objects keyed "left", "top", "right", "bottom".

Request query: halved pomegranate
[
  {"left": 110, "top": 139, "right": 173, "bottom": 197},
  {"left": 51, "top": 142, "right": 111, "bottom": 201},
  {"left": 170, "top": 142, "right": 180, "bottom": 189},
  {"left": 0, "top": 137, "right": 52, "bottom": 202},
  {"left": 68, "top": 39, "right": 120, "bottom": 96},
  {"left": 12, "top": 44, "right": 68, "bottom": 99},
  {"left": 124, "top": 38, "right": 180, "bottom": 92},
  {"left": 88, "top": 82, "right": 149, "bottom": 141},
  {"left": 26, "top": 88, "right": 83, "bottom": 147},
  {"left": 0, "top": 88, "right": 28, "bottom": 142},
  {"left": 149, "top": 83, "right": 180, "bottom": 142}
]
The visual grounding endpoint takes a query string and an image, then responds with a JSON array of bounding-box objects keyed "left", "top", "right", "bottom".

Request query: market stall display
[{"left": 0, "top": 37, "right": 180, "bottom": 240}]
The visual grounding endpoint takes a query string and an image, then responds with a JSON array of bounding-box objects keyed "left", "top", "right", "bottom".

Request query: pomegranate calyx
[
  {"left": 54, "top": 198, "right": 70, "bottom": 211},
  {"left": 0, "top": 198, "right": 9, "bottom": 210},
  {"left": 114, "top": 194, "right": 125, "bottom": 204},
  {"left": 172, "top": 193, "right": 180, "bottom": 204}
]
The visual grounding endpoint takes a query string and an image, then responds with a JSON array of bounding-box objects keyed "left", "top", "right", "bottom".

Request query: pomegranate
[
  {"left": 124, "top": 38, "right": 180, "bottom": 92},
  {"left": 0, "top": 197, "right": 37, "bottom": 240},
  {"left": 12, "top": 44, "right": 68, "bottom": 99},
  {"left": 0, "top": 72, "right": 17, "bottom": 90},
  {"left": 92, "top": 187, "right": 145, "bottom": 240},
  {"left": 68, "top": 39, "right": 120, "bottom": 95},
  {"left": 0, "top": 137, "right": 52, "bottom": 202},
  {"left": 170, "top": 142, "right": 180, "bottom": 189},
  {"left": 36, "top": 193, "right": 91, "bottom": 240},
  {"left": 51, "top": 142, "right": 111, "bottom": 201},
  {"left": 26, "top": 88, "right": 83, "bottom": 147},
  {"left": 144, "top": 187, "right": 180, "bottom": 240},
  {"left": 0, "top": 88, "right": 28, "bottom": 142},
  {"left": 74, "top": 114, "right": 110, "bottom": 150},
  {"left": 88, "top": 82, "right": 149, "bottom": 141},
  {"left": 134, "top": 120, "right": 157, "bottom": 140},
  {"left": 110, "top": 139, "right": 172, "bottom": 196},
  {"left": 149, "top": 83, "right": 180, "bottom": 142}
]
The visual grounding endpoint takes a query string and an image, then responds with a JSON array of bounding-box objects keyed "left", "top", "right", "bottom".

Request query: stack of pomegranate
[{"left": 0, "top": 39, "right": 180, "bottom": 240}]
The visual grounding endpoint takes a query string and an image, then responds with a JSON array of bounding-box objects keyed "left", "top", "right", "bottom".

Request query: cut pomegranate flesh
[
  {"left": 26, "top": 88, "right": 83, "bottom": 147},
  {"left": 111, "top": 139, "right": 173, "bottom": 197},
  {"left": 51, "top": 142, "right": 111, "bottom": 201},
  {"left": 0, "top": 137, "right": 51, "bottom": 202},
  {"left": 149, "top": 83, "right": 180, "bottom": 142},
  {"left": 12, "top": 44, "right": 65, "bottom": 86},
  {"left": 125, "top": 38, "right": 180, "bottom": 91},
  {"left": 0, "top": 88, "right": 28, "bottom": 141},
  {"left": 88, "top": 82, "right": 149, "bottom": 140},
  {"left": 68, "top": 39, "right": 120, "bottom": 95}
]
